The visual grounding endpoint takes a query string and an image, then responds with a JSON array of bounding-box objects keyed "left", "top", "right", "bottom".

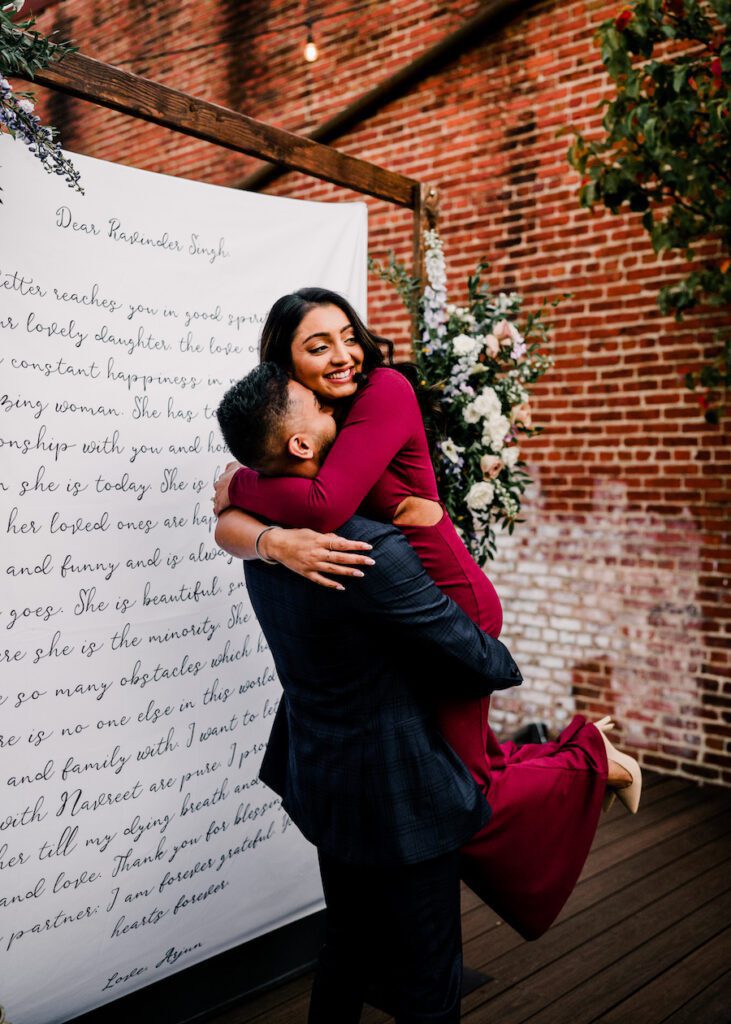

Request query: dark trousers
[{"left": 308, "top": 848, "right": 462, "bottom": 1024}]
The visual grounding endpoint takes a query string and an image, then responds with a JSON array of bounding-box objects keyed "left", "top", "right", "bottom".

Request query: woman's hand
[
  {"left": 261, "top": 527, "right": 375, "bottom": 591},
  {"left": 213, "top": 461, "right": 242, "bottom": 515}
]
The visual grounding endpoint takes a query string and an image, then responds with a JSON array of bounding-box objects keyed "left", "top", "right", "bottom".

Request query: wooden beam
[
  {"left": 412, "top": 183, "right": 424, "bottom": 336},
  {"left": 14, "top": 49, "right": 419, "bottom": 208},
  {"left": 236, "top": 0, "right": 543, "bottom": 194}
]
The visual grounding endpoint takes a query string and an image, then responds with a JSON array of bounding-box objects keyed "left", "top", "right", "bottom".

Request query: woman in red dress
[{"left": 214, "top": 287, "right": 640, "bottom": 940}]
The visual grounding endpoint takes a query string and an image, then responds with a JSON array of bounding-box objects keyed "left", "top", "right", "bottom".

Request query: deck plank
[
  {"left": 469, "top": 831, "right": 730, "bottom": 986},
  {"left": 460, "top": 788, "right": 731, "bottom": 961},
  {"left": 202, "top": 974, "right": 312, "bottom": 1023},
  {"left": 461, "top": 800, "right": 731, "bottom": 950},
  {"left": 460, "top": 856, "right": 731, "bottom": 1021},
  {"left": 204, "top": 775, "right": 731, "bottom": 1024},
  {"left": 518, "top": 882, "right": 731, "bottom": 1023},
  {"left": 597, "top": 926, "right": 731, "bottom": 1023},
  {"left": 660, "top": 968, "right": 731, "bottom": 1024},
  {"left": 576, "top": 786, "right": 731, "bottom": 881}
]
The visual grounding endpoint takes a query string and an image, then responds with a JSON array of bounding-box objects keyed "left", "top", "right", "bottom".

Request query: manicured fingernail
[
  {"left": 336, "top": 584, "right": 345, "bottom": 591},
  {"left": 364, "top": 558, "right": 375, "bottom": 565},
  {"left": 353, "top": 570, "right": 364, "bottom": 577}
]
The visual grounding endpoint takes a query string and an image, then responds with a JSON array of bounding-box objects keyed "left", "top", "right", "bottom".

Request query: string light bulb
[{"left": 304, "top": 20, "right": 318, "bottom": 62}]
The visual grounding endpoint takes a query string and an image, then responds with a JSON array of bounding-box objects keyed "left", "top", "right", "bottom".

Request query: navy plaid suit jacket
[{"left": 246, "top": 515, "right": 523, "bottom": 866}]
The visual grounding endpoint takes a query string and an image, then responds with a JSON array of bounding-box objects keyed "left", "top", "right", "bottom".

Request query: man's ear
[{"left": 286, "top": 432, "right": 316, "bottom": 461}]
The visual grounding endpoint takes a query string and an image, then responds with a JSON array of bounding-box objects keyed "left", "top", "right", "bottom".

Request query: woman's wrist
[{"left": 256, "top": 525, "right": 282, "bottom": 563}]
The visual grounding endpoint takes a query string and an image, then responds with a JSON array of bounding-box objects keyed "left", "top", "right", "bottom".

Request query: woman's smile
[
  {"left": 290, "top": 303, "right": 365, "bottom": 401},
  {"left": 324, "top": 366, "right": 356, "bottom": 384}
]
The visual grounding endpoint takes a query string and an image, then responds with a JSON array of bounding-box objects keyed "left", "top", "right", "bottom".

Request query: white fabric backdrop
[{"left": 0, "top": 138, "right": 367, "bottom": 1024}]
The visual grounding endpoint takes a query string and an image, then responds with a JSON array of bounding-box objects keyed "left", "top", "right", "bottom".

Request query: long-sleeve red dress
[{"left": 229, "top": 367, "right": 607, "bottom": 939}]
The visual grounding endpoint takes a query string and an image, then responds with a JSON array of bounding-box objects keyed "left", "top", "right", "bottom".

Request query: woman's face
[{"left": 289, "top": 303, "right": 365, "bottom": 402}]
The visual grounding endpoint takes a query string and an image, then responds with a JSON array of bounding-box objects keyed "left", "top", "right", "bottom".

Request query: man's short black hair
[{"left": 216, "top": 363, "right": 291, "bottom": 473}]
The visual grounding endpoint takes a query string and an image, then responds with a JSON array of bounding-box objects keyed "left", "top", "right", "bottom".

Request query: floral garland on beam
[{"left": 0, "top": 0, "right": 83, "bottom": 199}]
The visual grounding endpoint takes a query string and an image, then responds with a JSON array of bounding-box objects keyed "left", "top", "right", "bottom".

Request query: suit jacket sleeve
[{"left": 348, "top": 529, "right": 523, "bottom": 695}]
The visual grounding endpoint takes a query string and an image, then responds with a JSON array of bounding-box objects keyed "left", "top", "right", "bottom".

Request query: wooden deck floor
[{"left": 207, "top": 773, "right": 731, "bottom": 1024}]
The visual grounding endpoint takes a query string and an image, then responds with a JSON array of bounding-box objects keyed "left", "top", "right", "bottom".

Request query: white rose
[
  {"left": 477, "top": 387, "right": 501, "bottom": 416},
  {"left": 502, "top": 446, "right": 520, "bottom": 468},
  {"left": 480, "top": 454, "right": 504, "bottom": 479},
  {"left": 452, "top": 333, "right": 477, "bottom": 356},
  {"left": 440, "top": 438, "right": 464, "bottom": 464},
  {"left": 465, "top": 387, "right": 502, "bottom": 426},
  {"left": 483, "top": 413, "right": 510, "bottom": 451},
  {"left": 17, "top": 98, "right": 34, "bottom": 114},
  {"left": 466, "top": 481, "right": 495, "bottom": 511},
  {"left": 463, "top": 401, "right": 482, "bottom": 424}
]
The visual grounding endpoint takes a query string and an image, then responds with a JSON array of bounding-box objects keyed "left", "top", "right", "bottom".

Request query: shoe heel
[
  {"left": 595, "top": 726, "right": 642, "bottom": 815},
  {"left": 611, "top": 747, "right": 642, "bottom": 814},
  {"left": 594, "top": 718, "right": 617, "bottom": 812}
]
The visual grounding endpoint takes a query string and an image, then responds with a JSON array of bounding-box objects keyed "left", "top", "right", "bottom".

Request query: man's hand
[
  {"left": 213, "top": 461, "right": 241, "bottom": 515},
  {"left": 262, "top": 527, "right": 375, "bottom": 591}
]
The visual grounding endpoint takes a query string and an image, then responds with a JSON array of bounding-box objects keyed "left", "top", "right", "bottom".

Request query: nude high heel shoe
[
  {"left": 594, "top": 718, "right": 618, "bottom": 811},
  {"left": 593, "top": 718, "right": 642, "bottom": 814}
]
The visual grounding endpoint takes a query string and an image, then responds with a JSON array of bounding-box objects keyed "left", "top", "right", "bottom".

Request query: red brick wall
[{"left": 27, "top": 0, "right": 731, "bottom": 785}]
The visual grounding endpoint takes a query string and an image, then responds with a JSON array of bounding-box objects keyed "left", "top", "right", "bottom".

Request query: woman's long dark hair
[{"left": 259, "top": 287, "right": 444, "bottom": 449}]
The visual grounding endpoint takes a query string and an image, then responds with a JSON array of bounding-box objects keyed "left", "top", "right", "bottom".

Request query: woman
[{"left": 214, "top": 287, "right": 640, "bottom": 940}]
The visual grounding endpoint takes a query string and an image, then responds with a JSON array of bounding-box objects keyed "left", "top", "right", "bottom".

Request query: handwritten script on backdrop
[{"left": 0, "top": 140, "right": 367, "bottom": 1024}]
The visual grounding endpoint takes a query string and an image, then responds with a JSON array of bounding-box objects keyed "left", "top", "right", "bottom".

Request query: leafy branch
[
  {"left": 566, "top": 0, "right": 730, "bottom": 421},
  {"left": 0, "top": 1, "right": 82, "bottom": 199}
]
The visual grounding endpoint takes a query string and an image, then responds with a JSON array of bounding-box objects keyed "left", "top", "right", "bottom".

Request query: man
[{"left": 215, "top": 364, "right": 523, "bottom": 1024}]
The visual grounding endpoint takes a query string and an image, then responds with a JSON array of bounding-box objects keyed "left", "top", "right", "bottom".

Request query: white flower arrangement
[{"left": 371, "top": 229, "right": 558, "bottom": 562}]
